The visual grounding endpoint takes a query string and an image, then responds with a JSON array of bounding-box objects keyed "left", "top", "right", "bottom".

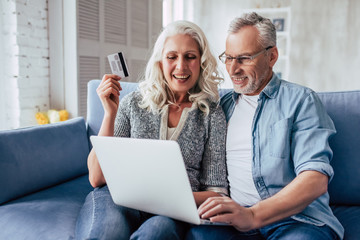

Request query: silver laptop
[{"left": 90, "top": 136, "right": 229, "bottom": 225}]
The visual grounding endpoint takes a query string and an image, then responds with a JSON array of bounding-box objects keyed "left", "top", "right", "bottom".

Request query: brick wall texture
[{"left": 2, "top": 0, "right": 49, "bottom": 128}]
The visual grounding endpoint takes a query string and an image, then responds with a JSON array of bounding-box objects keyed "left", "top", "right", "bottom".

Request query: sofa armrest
[{"left": 0, "top": 117, "right": 90, "bottom": 204}]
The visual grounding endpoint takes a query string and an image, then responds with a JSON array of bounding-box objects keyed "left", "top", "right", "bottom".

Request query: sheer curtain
[
  {"left": 162, "top": 0, "right": 195, "bottom": 26},
  {"left": 0, "top": 1, "right": 5, "bottom": 130}
]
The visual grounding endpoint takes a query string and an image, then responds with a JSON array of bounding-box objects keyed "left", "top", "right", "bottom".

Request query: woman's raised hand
[{"left": 96, "top": 74, "right": 122, "bottom": 119}]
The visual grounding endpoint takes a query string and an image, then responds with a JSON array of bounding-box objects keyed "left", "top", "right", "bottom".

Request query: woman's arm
[
  {"left": 88, "top": 74, "right": 121, "bottom": 188},
  {"left": 197, "top": 105, "right": 229, "bottom": 205},
  {"left": 88, "top": 115, "right": 116, "bottom": 187}
]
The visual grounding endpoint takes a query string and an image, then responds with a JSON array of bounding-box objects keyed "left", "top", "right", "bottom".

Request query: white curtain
[{"left": 0, "top": 1, "right": 6, "bottom": 130}]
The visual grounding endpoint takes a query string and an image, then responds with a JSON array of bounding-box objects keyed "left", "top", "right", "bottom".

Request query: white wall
[
  {"left": 1, "top": 0, "right": 49, "bottom": 129},
  {"left": 189, "top": 0, "right": 360, "bottom": 91},
  {"left": 290, "top": 0, "right": 360, "bottom": 91},
  {"left": 187, "top": 0, "right": 291, "bottom": 88}
]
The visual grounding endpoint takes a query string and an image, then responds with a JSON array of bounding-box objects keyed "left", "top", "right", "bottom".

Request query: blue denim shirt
[{"left": 221, "top": 74, "right": 344, "bottom": 239}]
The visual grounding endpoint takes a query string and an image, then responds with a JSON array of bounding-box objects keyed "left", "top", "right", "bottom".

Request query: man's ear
[{"left": 269, "top": 46, "right": 279, "bottom": 68}]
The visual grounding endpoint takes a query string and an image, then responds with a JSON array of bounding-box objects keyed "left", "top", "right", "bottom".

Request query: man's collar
[
  {"left": 261, "top": 73, "right": 280, "bottom": 99},
  {"left": 231, "top": 72, "right": 281, "bottom": 101}
]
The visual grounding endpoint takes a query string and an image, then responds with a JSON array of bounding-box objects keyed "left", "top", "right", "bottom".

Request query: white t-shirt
[{"left": 226, "top": 94, "right": 261, "bottom": 206}]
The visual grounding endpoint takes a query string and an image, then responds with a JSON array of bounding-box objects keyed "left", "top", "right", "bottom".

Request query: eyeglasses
[{"left": 219, "top": 46, "right": 273, "bottom": 65}]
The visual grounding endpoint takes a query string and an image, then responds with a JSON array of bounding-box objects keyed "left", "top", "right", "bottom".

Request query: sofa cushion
[
  {"left": 332, "top": 205, "right": 360, "bottom": 240},
  {"left": 0, "top": 117, "right": 89, "bottom": 204},
  {"left": 0, "top": 175, "right": 93, "bottom": 240},
  {"left": 87, "top": 80, "right": 139, "bottom": 137},
  {"left": 318, "top": 91, "right": 360, "bottom": 205}
]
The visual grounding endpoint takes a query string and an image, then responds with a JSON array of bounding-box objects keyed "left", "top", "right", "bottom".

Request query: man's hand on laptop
[{"left": 198, "top": 196, "right": 256, "bottom": 231}]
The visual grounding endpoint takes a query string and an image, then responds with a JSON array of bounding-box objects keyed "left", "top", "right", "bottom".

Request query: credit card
[{"left": 107, "top": 52, "right": 129, "bottom": 78}]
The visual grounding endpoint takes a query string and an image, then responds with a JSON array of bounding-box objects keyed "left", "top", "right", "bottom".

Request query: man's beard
[{"left": 233, "top": 69, "right": 269, "bottom": 95}]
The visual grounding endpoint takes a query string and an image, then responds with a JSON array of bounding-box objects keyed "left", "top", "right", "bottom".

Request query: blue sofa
[{"left": 0, "top": 79, "right": 359, "bottom": 239}]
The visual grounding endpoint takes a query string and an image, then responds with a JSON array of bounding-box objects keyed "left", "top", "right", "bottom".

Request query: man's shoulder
[
  {"left": 279, "top": 79, "right": 314, "bottom": 95},
  {"left": 273, "top": 80, "right": 327, "bottom": 117},
  {"left": 276, "top": 79, "right": 316, "bottom": 101},
  {"left": 219, "top": 90, "right": 234, "bottom": 105}
]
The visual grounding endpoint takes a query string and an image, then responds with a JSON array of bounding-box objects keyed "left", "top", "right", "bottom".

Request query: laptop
[{"left": 90, "top": 136, "right": 229, "bottom": 225}]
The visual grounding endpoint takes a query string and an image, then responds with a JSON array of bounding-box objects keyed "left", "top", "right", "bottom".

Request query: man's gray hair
[{"left": 228, "top": 12, "right": 276, "bottom": 48}]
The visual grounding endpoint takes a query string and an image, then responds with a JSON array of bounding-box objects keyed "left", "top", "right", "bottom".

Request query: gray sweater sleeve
[
  {"left": 114, "top": 92, "right": 133, "bottom": 137},
  {"left": 200, "top": 104, "right": 228, "bottom": 192}
]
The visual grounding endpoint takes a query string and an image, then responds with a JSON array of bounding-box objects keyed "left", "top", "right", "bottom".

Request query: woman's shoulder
[
  {"left": 206, "top": 101, "right": 226, "bottom": 124},
  {"left": 190, "top": 100, "right": 225, "bottom": 121},
  {"left": 119, "top": 90, "right": 142, "bottom": 105},
  {"left": 207, "top": 101, "right": 224, "bottom": 114},
  {"left": 117, "top": 91, "right": 143, "bottom": 114}
]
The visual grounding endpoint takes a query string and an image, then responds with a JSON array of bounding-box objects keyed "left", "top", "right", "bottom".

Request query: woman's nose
[{"left": 176, "top": 56, "right": 187, "bottom": 70}]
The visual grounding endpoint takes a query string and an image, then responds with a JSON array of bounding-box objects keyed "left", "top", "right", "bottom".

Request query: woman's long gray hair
[{"left": 138, "top": 20, "right": 222, "bottom": 115}]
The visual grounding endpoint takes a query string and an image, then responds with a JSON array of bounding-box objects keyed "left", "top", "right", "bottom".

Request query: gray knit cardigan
[{"left": 114, "top": 91, "right": 228, "bottom": 193}]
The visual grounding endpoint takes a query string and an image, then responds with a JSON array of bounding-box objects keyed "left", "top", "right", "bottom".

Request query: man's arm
[{"left": 198, "top": 170, "right": 328, "bottom": 232}]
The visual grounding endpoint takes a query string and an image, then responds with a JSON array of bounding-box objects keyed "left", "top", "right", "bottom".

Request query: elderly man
[{"left": 187, "top": 12, "right": 344, "bottom": 240}]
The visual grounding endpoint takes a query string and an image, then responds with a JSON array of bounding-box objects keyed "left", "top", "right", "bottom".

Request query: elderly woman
[{"left": 75, "top": 20, "right": 228, "bottom": 240}]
